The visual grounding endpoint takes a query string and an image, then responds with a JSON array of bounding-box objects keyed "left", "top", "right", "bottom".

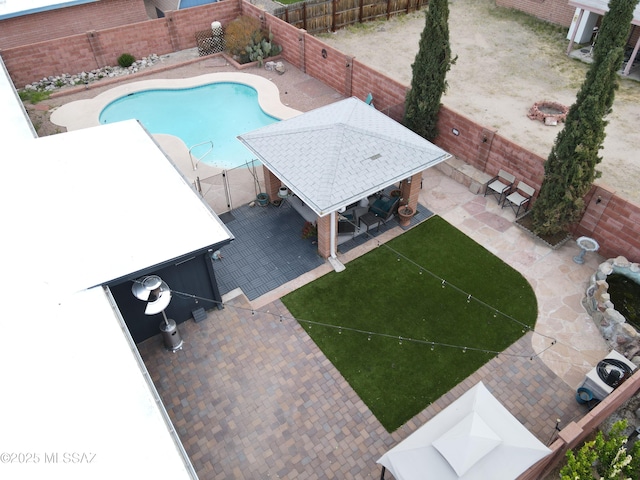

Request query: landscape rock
[{"left": 23, "top": 54, "right": 160, "bottom": 92}]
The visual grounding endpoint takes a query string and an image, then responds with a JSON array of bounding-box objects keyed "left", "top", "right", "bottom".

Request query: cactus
[{"left": 244, "top": 29, "right": 280, "bottom": 67}]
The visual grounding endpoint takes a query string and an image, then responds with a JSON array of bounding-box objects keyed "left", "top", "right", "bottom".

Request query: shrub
[
  {"left": 117, "top": 53, "right": 136, "bottom": 68},
  {"left": 19, "top": 89, "right": 51, "bottom": 104},
  {"left": 301, "top": 221, "right": 317, "bottom": 239},
  {"left": 225, "top": 16, "right": 262, "bottom": 59},
  {"left": 225, "top": 16, "right": 281, "bottom": 65},
  {"left": 560, "top": 420, "right": 640, "bottom": 479}
]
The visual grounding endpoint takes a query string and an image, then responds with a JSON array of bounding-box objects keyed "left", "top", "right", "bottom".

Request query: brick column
[
  {"left": 399, "top": 172, "right": 422, "bottom": 211},
  {"left": 316, "top": 214, "right": 332, "bottom": 259},
  {"left": 262, "top": 166, "right": 281, "bottom": 202}
]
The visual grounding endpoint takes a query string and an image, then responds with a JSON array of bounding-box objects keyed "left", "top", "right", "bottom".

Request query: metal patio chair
[
  {"left": 503, "top": 181, "right": 536, "bottom": 217},
  {"left": 484, "top": 169, "right": 516, "bottom": 205}
]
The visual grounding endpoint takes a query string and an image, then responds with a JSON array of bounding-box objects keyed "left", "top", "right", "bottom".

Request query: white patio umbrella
[{"left": 377, "top": 382, "right": 551, "bottom": 480}]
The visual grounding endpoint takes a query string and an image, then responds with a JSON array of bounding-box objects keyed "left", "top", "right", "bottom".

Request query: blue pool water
[{"left": 99, "top": 82, "right": 278, "bottom": 168}]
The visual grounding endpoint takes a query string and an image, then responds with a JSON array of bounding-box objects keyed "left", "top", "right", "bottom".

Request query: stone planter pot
[{"left": 397, "top": 206, "right": 414, "bottom": 227}]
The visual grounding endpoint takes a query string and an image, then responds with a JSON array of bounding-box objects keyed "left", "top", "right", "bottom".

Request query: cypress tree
[
  {"left": 531, "top": 0, "right": 638, "bottom": 236},
  {"left": 403, "top": 0, "right": 455, "bottom": 142}
]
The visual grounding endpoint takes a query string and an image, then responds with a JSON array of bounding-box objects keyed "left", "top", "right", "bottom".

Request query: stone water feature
[{"left": 584, "top": 256, "right": 640, "bottom": 365}]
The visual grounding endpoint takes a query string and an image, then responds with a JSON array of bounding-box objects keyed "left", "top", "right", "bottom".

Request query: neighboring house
[
  {"left": 495, "top": 0, "right": 640, "bottom": 76},
  {"left": 0, "top": 0, "right": 149, "bottom": 49},
  {"left": 143, "top": 0, "right": 218, "bottom": 19},
  {"left": 495, "top": 0, "right": 579, "bottom": 26},
  {"left": 0, "top": 44, "right": 232, "bottom": 478}
]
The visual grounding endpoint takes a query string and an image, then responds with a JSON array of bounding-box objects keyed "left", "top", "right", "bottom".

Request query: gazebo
[
  {"left": 238, "top": 97, "right": 451, "bottom": 266},
  {"left": 377, "top": 382, "right": 551, "bottom": 480}
]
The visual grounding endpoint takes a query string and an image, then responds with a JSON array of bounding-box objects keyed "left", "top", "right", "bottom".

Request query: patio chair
[
  {"left": 365, "top": 92, "right": 374, "bottom": 107},
  {"left": 502, "top": 181, "right": 535, "bottom": 217},
  {"left": 359, "top": 194, "right": 399, "bottom": 232},
  {"left": 484, "top": 169, "right": 516, "bottom": 205}
]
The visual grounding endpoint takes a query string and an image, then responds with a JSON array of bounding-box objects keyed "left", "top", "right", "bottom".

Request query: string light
[
  {"left": 167, "top": 232, "right": 566, "bottom": 359},
  {"left": 169, "top": 288, "right": 552, "bottom": 360}
]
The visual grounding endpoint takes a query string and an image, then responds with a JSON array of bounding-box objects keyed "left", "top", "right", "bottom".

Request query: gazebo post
[
  {"left": 262, "top": 166, "right": 281, "bottom": 203},
  {"left": 316, "top": 214, "right": 332, "bottom": 259},
  {"left": 400, "top": 172, "right": 422, "bottom": 211}
]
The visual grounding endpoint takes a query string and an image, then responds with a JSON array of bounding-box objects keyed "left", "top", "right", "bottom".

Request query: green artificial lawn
[{"left": 282, "top": 216, "right": 537, "bottom": 432}]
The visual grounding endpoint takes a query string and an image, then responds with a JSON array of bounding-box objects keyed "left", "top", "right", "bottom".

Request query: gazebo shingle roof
[{"left": 238, "top": 97, "right": 451, "bottom": 216}]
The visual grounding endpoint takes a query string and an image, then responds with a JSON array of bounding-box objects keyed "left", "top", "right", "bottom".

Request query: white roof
[
  {"left": 0, "top": 286, "right": 196, "bottom": 479},
  {"left": 0, "top": 0, "right": 97, "bottom": 20},
  {"left": 238, "top": 97, "right": 452, "bottom": 216},
  {"left": 2, "top": 120, "right": 232, "bottom": 292},
  {"left": 0, "top": 65, "right": 232, "bottom": 477},
  {"left": 569, "top": 0, "right": 640, "bottom": 25},
  {"left": 377, "top": 382, "right": 551, "bottom": 480}
]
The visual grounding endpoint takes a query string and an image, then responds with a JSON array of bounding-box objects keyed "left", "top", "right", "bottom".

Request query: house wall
[
  {"left": 0, "top": 0, "right": 150, "bottom": 49},
  {"left": 109, "top": 251, "right": 224, "bottom": 343},
  {"left": 495, "top": 0, "right": 576, "bottom": 27}
]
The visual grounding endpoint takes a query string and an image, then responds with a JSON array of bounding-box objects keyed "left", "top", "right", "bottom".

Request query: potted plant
[
  {"left": 301, "top": 221, "right": 317, "bottom": 240},
  {"left": 256, "top": 192, "right": 269, "bottom": 207},
  {"left": 397, "top": 204, "right": 414, "bottom": 227}
]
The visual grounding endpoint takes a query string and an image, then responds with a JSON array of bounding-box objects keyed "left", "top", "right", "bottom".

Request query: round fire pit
[{"left": 527, "top": 101, "right": 569, "bottom": 126}]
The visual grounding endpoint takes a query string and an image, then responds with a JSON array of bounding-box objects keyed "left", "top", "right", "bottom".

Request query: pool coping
[{"left": 50, "top": 71, "right": 302, "bottom": 132}]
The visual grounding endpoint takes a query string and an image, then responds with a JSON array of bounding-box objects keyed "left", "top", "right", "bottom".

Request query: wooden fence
[{"left": 273, "top": 0, "right": 428, "bottom": 34}]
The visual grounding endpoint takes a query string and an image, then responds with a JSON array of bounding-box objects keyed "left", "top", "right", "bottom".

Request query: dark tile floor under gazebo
[{"left": 213, "top": 200, "right": 432, "bottom": 300}]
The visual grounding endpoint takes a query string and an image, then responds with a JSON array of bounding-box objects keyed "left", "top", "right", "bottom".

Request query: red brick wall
[
  {"left": 1, "top": 1, "right": 242, "bottom": 87},
  {"left": 351, "top": 60, "right": 407, "bottom": 121},
  {"left": 519, "top": 371, "right": 640, "bottom": 480},
  {"left": 496, "top": 0, "right": 576, "bottom": 27},
  {"left": 0, "top": 0, "right": 149, "bottom": 49},
  {"left": 435, "top": 105, "right": 640, "bottom": 261},
  {"left": 302, "top": 34, "right": 352, "bottom": 95}
]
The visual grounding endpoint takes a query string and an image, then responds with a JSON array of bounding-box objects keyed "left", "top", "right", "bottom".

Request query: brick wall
[
  {"left": 1, "top": 1, "right": 242, "bottom": 87},
  {"left": 0, "top": 0, "right": 149, "bottom": 49},
  {"left": 518, "top": 370, "right": 640, "bottom": 479},
  {"left": 496, "top": 0, "right": 576, "bottom": 27}
]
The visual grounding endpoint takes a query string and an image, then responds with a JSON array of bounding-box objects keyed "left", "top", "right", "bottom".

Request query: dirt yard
[{"left": 318, "top": 0, "right": 640, "bottom": 204}]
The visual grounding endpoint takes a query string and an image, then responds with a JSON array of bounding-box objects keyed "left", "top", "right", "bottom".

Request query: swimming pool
[{"left": 99, "top": 82, "right": 278, "bottom": 169}]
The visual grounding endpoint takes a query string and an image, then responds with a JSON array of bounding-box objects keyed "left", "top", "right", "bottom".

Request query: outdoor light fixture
[
  {"left": 132, "top": 275, "right": 171, "bottom": 314},
  {"left": 452, "top": 128, "right": 460, "bottom": 136},
  {"left": 132, "top": 275, "right": 183, "bottom": 351}
]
